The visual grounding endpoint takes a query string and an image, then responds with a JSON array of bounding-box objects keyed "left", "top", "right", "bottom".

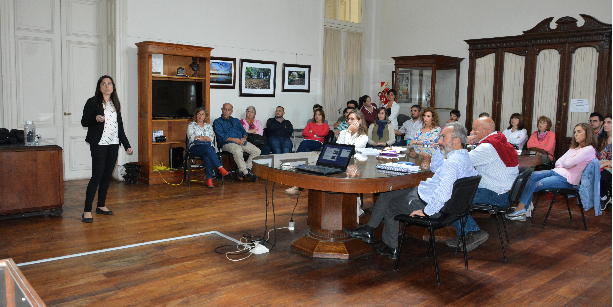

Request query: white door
[{"left": 61, "top": 0, "right": 108, "bottom": 180}]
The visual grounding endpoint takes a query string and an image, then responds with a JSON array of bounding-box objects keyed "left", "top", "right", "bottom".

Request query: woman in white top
[
  {"left": 385, "top": 89, "right": 400, "bottom": 130},
  {"left": 502, "top": 113, "right": 528, "bottom": 150},
  {"left": 338, "top": 110, "right": 369, "bottom": 148}
]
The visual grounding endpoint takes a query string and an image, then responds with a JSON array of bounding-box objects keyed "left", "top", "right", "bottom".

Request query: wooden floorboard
[{"left": 0, "top": 177, "right": 611, "bottom": 306}]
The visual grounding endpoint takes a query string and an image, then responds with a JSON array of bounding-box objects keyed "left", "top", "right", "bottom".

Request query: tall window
[{"left": 325, "top": 0, "right": 362, "bottom": 24}]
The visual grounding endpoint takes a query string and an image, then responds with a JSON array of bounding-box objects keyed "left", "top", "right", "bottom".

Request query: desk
[
  {"left": 253, "top": 150, "right": 432, "bottom": 259},
  {"left": 0, "top": 258, "right": 45, "bottom": 306}
]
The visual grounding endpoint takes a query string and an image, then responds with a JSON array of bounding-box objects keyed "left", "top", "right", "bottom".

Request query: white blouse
[
  {"left": 98, "top": 101, "right": 119, "bottom": 145},
  {"left": 187, "top": 121, "right": 215, "bottom": 147},
  {"left": 502, "top": 128, "right": 528, "bottom": 150},
  {"left": 337, "top": 130, "right": 368, "bottom": 148},
  {"left": 387, "top": 101, "right": 400, "bottom": 130}
]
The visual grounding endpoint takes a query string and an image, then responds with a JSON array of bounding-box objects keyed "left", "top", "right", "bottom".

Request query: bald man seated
[
  {"left": 213, "top": 103, "right": 260, "bottom": 182},
  {"left": 446, "top": 116, "right": 519, "bottom": 252}
]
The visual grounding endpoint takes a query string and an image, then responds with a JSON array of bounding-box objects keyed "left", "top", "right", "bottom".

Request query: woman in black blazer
[{"left": 80, "top": 75, "right": 132, "bottom": 223}]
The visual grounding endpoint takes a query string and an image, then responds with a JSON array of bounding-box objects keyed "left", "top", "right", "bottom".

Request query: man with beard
[
  {"left": 266, "top": 106, "right": 294, "bottom": 154},
  {"left": 396, "top": 104, "right": 423, "bottom": 145},
  {"left": 344, "top": 122, "right": 478, "bottom": 259}
]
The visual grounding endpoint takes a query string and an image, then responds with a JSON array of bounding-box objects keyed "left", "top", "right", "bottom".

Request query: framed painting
[
  {"left": 239, "top": 59, "right": 277, "bottom": 97},
  {"left": 282, "top": 64, "right": 310, "bottom": 92},
  {"left": 210, "top": 57, "right": 236, "bottom": 89}
]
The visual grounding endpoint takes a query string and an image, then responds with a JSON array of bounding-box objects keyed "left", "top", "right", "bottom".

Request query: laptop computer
[{"left": 295, "top": 143, "right": 355, "bottom": 175}]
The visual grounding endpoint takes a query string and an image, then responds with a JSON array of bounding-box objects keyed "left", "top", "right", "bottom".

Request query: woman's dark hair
[
  {"left": 597, "top": 115, "right": 612, "bottom": 152},
  {"left": 450, "top": 109, "right": 461, "bottom": 118},
  {"left": 312, "top": 109, "right": 326, "bottom": 123},
  {"left": 387, "top": 89, "right": 397, "bottom": 98},
  {"left": 507, "top": 113, "right": 525, "bottom": 130},
  {"left": 343, "top": 107, "right": 353, "bottom": 116},
  {"left": 358, "top": 95, "right": 370, "bottom": 107},
  {"left": 192, "top": 107, "right": 209, "bottom": 122},
  {"left": 376, "top": 107, "right": 388, "bottom": 122},
  {"left": 313, "top": 104, "right": 323, "bottom": 111},
  {"left": 95, "top": 75, "right": 121, "bottom": 113},
  {"left": 570, "top": 123, "right": 597, "bottom": 149},
  {"left": 346, "top": 100, "right": 359, "bottom": 109}
]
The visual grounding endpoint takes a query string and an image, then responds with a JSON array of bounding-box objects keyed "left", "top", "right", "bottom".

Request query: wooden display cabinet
[{"left": 136, "top": 41, "right": 213, "bottom": 184}]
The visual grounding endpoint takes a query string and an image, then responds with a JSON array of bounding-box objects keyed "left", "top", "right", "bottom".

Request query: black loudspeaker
[{"left": 170, "top": 147, "right": 184, "bottom": 169}]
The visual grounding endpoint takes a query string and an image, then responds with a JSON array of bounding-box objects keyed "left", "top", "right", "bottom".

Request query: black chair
[
  {"left": 324, "top": 130, "right": 336, "bottom": 144},
  {"left": 532, "top": 188, "right": 587, "bottom": 231},
  {"left": 184, "top": 136, "right": 230, "bottom": 186},
  {"left": 470, "top": 169, "right": 533, "bottom": 263},
  {"left": 394, "top": 175, "right": 482, "bottom": 285}
]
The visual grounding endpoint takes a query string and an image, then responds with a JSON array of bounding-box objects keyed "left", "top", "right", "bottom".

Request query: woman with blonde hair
[{"left": 337, "top": 109, "right": 368, "bottom": 148}]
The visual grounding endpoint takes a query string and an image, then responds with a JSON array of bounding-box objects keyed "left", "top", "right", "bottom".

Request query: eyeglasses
[{"left": 589, "top": 120, "right": 600, "bottom": 123}]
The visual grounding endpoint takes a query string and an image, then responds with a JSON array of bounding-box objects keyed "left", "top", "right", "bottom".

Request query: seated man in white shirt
[
  {"left": 446, "top": 116, "right": 519, "bottom": 252},
  {"left": 344, "top": 122, "right": 478, "bottom": 259},
  {"left": 395, "top": 104, "right": 422, "bottom": 145}
]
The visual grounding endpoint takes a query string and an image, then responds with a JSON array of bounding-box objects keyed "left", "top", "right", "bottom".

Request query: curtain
[
  {"left": 567, "top": 47, "right": 598, "bottom": 136},
  {"left": 500, "top": 53, "right": 526, "bottom": 131},
  {"left": 323, "top": 27, "right": 342, "bottom": 121},
  {"left": 532, "top": 50, "right": 561, "bottom": 133},
  {"left": 344, "top": 31, "right": 363, "bottom": 104},
  {"left": 472, "top": 53, "right": 495, "bottom": 121}
]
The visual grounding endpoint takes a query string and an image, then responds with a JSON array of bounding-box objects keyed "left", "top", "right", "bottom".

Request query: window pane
[{"left": 325, "top": 0, "right": 337, "bottom": 19}]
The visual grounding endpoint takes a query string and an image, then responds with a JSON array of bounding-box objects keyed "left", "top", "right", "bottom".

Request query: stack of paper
[{"left": 376, "top": 162, "right": 420, "bottom": 173}]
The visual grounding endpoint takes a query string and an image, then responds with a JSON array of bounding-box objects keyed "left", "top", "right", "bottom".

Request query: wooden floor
[{"left": 1, "top": 176, "right": 611, "bottom": 306}]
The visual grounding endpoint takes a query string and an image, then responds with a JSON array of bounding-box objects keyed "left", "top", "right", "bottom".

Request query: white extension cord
[{"left": 251, "top": 242, "right": 269, "bottom": 254}]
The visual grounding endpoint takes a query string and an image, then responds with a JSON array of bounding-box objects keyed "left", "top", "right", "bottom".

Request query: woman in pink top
[
  {"left": 507, "top": 123, "right": 597, "bottom": 220},
  {"left": 526, "top": 115, "right": 556, "bottom": 163},
  {"left": 241, "top": 106, "right": 270, "bottom": 155},
  {"left": 296, "top": 109, "right": 330, "bottom": 152}
]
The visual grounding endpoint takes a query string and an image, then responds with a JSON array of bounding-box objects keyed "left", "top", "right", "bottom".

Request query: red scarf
[{"left": 479, "top": 132, "right": 519, "bottom": 167}]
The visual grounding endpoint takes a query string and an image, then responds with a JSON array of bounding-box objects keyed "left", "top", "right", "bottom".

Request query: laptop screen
[{"left": 317, "top": 144, "right": 354, "bottom": 168}]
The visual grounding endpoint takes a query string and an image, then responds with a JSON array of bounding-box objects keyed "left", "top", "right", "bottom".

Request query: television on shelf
[{"left": 151, "top": 80, "right": 203, "bottom": 118}]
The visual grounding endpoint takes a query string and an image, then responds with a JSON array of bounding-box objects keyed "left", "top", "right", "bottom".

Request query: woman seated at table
[
  {"left": 368, "top": 108, "right": 395, "bottom": 147},
  {"left": 338, "top": 109, "right": 369, "bottom": 148},
  {"left": 596, "top": 115, "right": 612, "bottom": 207},
  {"left": 187, "top": 107, "right": 230, "bottom": 188},
  {"left": 297, "top": 109, "right": 330, "bottom": 152},
  {"left": 408, "top": 107, "right": 441, "bottom": 155},
  {"left": 526, "top": 115, "right": 556, "bottom": 163},
  {"left": 241, "top": 106, "right": 270, "bottom": 155},
  {"left": 502, "top": 113, "right": 528, "bottom": 150},
  {"left": 507, "top": 123, "right": 597, "bottom": 220}
]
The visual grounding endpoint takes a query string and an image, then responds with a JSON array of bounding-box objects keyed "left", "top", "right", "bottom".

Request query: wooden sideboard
[{"left": 0, "top": 144, "right": 63, "bottom": 216}]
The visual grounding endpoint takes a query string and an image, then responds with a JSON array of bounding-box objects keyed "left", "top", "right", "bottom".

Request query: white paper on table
[{"left": 355, "top": 148, "right": 381, "bottom": 155}]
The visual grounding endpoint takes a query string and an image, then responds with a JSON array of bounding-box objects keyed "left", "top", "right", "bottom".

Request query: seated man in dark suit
[
  {"left": 344, "top": 122, "right": 478, "bottom": 259},
  {"left": 266, "top": 106, "right": 293, "bottom": 154}
]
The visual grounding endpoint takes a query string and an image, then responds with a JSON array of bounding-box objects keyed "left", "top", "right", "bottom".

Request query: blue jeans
[
  {"left": 257, "top": 144, "right": 271, "bottom": 155},
  {"left": 268, "top": 136, "right": 292, "bottom": 154},
  {"left": 518, "top": 170, "right": 575, "bottom": 206},
  {"left": 189, "top": 143, "right": 223, "bottom": 179},
  {"left": 297, "top": 139, "right": 323, "bottom": 152},
  {"left": 453, "top": 188, "right": 510, "bottom": 236}
]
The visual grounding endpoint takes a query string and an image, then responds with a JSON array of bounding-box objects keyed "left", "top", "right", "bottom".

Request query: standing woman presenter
[{"left": 80, "top": 75, "right": 132, "bottom": 223}]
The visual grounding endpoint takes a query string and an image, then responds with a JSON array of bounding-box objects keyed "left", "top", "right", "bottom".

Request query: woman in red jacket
[
  {"left": 296, "top": 109, "right": 330, "bottom": 152},
  {"left": 526, "top": 115, "right": 556, "bottom": 163}
]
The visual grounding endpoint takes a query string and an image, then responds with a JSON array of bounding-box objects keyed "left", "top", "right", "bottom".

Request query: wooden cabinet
[
  {"left": 0, "top": 144, "right": 63, "bottom": 216},
  {"left": 136, "top": 41, "right": 213, "bottom": 185}
]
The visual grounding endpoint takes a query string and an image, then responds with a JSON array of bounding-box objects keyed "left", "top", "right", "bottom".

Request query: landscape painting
[
  {"left": 239, "top": 59, "right": 276, "bottom": 97},
  {"left": 210, "top": 57, "right": 236, "bottom": 89},
  {"left": 282, "top": 64, "right": 310, "bottom": 92}
]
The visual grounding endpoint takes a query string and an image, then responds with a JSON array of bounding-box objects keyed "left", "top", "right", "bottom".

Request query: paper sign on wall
[{"left": 570, "top": 99, "right": 590, "bottom": 112}]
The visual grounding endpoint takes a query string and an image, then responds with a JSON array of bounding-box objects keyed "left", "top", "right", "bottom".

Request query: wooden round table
[{"left": 252, "top": 151, "right": 433, "bottom": 259}]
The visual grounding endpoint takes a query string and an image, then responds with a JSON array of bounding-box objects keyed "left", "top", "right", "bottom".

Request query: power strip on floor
[{"left": 252, "top": 242, "right": 269, "bottom": 254}]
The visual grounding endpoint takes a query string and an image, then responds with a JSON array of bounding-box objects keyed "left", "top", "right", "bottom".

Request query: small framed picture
[
  {"left": 210, "top": 57, "right": 236, "bottom": 89},
  {"left": 282, "top": 64, "right": 311, "bottom": 92},
  {"left": 239, "top": 59, "right": 277, "bottom": 97}
]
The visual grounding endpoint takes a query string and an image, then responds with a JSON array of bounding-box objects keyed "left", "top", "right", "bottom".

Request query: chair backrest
[
  {"left": 439, "top": 175, "right": 482, "bottom": 218},
  {"left": 324, "top": 130, "right": 336, "bottom": 144},
  {"left": 509, "top": 169, "right": 533, "bottom": 203}
]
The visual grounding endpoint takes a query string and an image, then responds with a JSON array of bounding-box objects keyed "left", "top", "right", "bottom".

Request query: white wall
[
  {"left": 122, "top": 0, "right": 325, "bottom": 161},
  {"left": 368, "top": 0, "right": 612, "bottom": 126}
]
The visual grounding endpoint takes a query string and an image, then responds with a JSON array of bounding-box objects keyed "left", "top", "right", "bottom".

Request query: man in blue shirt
[
  {"left": 213, "top": 103, "right": 260, "bottom": 181},
  {"left": 266, "top": 106, "right": 294, "bottom": 154},
  {"left": 344, "top": 122, "right": 478, "bottom": 259}
]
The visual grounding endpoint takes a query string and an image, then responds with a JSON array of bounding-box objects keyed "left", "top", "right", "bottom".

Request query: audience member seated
[
  {"left": 447, "top": 109, "right": 461, "bottom": 123},
  {"left": 502, "top": 113, "right": 528, "bottom": 150},
  {"left": 266, "top": 106, "right": 293, "bottom": 154},
  {"left": 335, "top": 107, "right": 354, "bottom": 137},
  {"left": 446, "top": 116, "right": 518, "bottom": 251},
  {"left": 187, "top": 107, "right": 230, "bottom": 188},
  {"left": 334, "top": 100, "right": 359, "bottom": 130},
  {"left": 479, "top": 112, "right": 490, "bottom": 118},
  {"left": 396, "top": 104, "right": 422, "bottom": 145},
  {"left": 596, "top": 115, "right": 612, "bottom": 208},
  {"left": 213, "top": 103, "right": 260, "bottom": 182},
  {"left": 241, "top": 106, "right": 270, "bottom": 155},
  {"left": 467, "top": 113, "right": 490, "bottom": 145},
  {"left": 384, "top": 89, "right": 400, "bottom": 130},
  {"left": 507, "top": 123, "right": 597, "bottom": 220},
  {"left": 526, "top": 115, "right": 556, "bottom": 163},
  {"left": 368, "top": 108, "right": 395, "bottom": 147},
  {"left": 360, "top": 95, "right": 378, "bottom": 127},
  {"left": 337, "top": 109, "right": 368, "bottom": 148},
  {"left": 344, "top": 122, "right": 478, "bottom": 258},
  {"left": 297, "top": 109, "right": 329, "bottom": 152},
  {"left": 408, "top": 107, "right": 441, "bottom": 156},
  {"left": 306, "top": 104, "right": 328, "bottom": 124},
  {"left": 590, "top": 112, "right": 605, "bottom": 137}
]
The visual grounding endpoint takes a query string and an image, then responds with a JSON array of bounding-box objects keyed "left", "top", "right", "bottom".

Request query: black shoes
[
  {"left": 343, "top": 226, "right": 374, "bottom": 244},
  {"left": 95, "top": 207, "right": 114, "bottom": 215},
  {"left": 376, "top": 244, "right": 399, "bottom": 259},
  {"left": 247, "top": 169, "right": 257, "bottom": 182},
  {"left": 82, "top": 213, "right": 93, "bottom": 223}
]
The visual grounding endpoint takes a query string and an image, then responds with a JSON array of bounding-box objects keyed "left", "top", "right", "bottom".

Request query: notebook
[{"left": 295, "top": 143, "right": 355, "bottom": 175}]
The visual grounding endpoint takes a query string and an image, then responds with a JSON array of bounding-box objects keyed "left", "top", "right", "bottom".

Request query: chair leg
[
  {"left": 461, "top": 218, "right": 468, "bottom": 270},
  {"left": 574, "top": 192, "right": 588, "bottom": 231},
  {"left": 563, "top": 194, "right": 573, "bottom": 221},
  {"left": 426, "top": 236, "right": 432, "bottom": 258},
  {"left": 542, "top": 191, "right": 559, "bottom": 229},
  {"left": 394, "top": 222, "right": 407, "bottom": 271},
  {"left": 500, "top": 214, "right": 511, "bottom": 247},
  {"left": 533, "top": 192, "right": 542, "bottom": 214},
  {"left": 494, "top": 213, "right": 508, "bottom": 263},
  {"left": 428, "top": 225, "right": 440, "bottom": 285},
  {"left": 187, "top": 159, "right": 192, "bottom": 187}
]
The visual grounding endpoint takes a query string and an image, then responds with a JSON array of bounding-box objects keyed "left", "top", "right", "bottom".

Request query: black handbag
[{"left": 247, "top": 133, "right": 267, "bottom": 147}]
